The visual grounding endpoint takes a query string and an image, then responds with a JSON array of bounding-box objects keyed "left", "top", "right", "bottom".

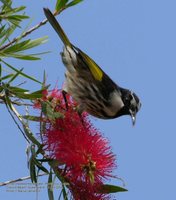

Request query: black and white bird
[{"left": 44, "top": 8, "right": 141, "bottom": 125}]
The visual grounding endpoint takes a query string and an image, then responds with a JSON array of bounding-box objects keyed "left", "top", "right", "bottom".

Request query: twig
[
  {"left": 0, "top": 9, "right": 65, "bottom": 51},
  {"left": 0, "top": 172, "right": 47, "bottom": 187},
  {"left": 5, "top": 101, "right": 30, "bottom": 143},
  {"left": 0, "top": 99, "right": 33, "bottom": 106}
]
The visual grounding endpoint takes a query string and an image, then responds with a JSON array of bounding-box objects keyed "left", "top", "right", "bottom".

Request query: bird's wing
[{"left": 73, "top": 46, "right": 103, "bottom": 81}]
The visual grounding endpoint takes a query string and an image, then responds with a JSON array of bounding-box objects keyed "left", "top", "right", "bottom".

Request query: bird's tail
[{"left": 43, "top": 8, "right": 71, "bottom": 48}]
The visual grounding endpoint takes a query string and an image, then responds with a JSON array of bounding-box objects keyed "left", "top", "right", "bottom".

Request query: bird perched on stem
[{"left": 43, "top": 8, "right": 141, "bottom": 125}]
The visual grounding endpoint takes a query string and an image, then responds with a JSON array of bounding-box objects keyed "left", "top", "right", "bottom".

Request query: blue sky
[{"left": 1, "top": 0, "right": 176, "bottom": 199}]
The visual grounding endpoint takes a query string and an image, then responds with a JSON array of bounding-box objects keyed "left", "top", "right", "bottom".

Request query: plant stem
[{"left": 0, "top": 173, "right": 47, "bottom": 187}]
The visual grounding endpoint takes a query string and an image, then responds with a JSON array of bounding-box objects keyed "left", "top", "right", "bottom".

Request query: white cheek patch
[
  {"left": 104, "top": 91, "right": 124, "bottom": 116},
  {"left": 131, "top": 96, "right": 136, "bottom": 107},
  {"left": 111, "top": 91, "right": 124, "bottom": 110}
]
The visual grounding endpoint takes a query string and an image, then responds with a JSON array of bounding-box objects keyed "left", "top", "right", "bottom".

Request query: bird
[{"left": 43, "top": 8, "right": 141, "bottom": 125}]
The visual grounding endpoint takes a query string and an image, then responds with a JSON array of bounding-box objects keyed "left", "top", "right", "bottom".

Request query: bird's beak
[{"left": 130, "top": 112, "right": 136, "bottom": 126}]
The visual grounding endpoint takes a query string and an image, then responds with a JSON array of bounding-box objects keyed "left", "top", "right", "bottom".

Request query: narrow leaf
[
  {"left": 8, "top": 68, "right": 23, "bottom": 83},
  {"left": 0, "top": 63, "right": 2, "bottom": 79},
  {"left": 30, "top": 158, "right": 37, "bottom": 183},
  {"left": 66, "top": 0, "right": 83, "bottom": 8},
  {"left": 98, "top": 184, "right": 128, "bottom": 194},
  {"left": 55, "top": 0, "right": 68, "bottom": 12},
  {"left": 0, "top": 24, "right": 18, "bottom": 46},
  {"left": 36, "top": 144, "right": 44, "bottom": 155},
  {"left": 4, "top": 94, "right": 13, "bottom": 110},
  {"left": 62, "top": 185, "right": 68, "bottom": 200},
  {"left": 48, "top": 169, "right": 54, "bottom": 200},
  {"left": 1, "top": 60, "right": 42, "bottom": 84},
  {"left": 0, "top": 74, "right": 14, "bottom": 81},
  {"left": 0, "top": 25, "right": 6, "bottom": 39},
  {"left": 23, "top": 125, "right": 41, "bottom": 147},
  {"left": 8, "top": 86, "right": 29, "bottom": 93},
  {"left": 33, "top": 158, "right": 49, "bottom": 174},
  {"left": 6, "top": 53, "right": 41, "bottom": 60}
]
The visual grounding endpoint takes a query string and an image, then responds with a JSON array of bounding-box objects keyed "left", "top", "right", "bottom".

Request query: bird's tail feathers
[{"left": 43, "top": 8, "right": 71, "bottom": 47}]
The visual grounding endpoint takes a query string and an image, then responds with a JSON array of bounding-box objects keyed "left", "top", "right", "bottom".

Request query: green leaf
[
  {"left": 11, "top": 92, "right": 41, "bottom": 100},
  {"left": 7, "top": 68, "right": 23, "bottom": 83},
  {"left": 1, "top": 60, "right": 42, "bottom": 84},
  {"left": 98, "top": 184, "right": 128, "bottom": 194},
  {"left": 5, "top": 17, "right": 22, "bottom": 27},
  {"left": 2, "top": 40, "right": 30, "bottom": 53},
  {"left": 8, "top": 86, "right": 29, "bottom": 93},
  {"left": 9, "top": 6, "right": 26, "bottom": 14},
  {"left": 48, "top": 169, "right": 54, "bottom": 200},
  {"left": 33, "top": 158, "right": 49, "bottom": 174},
  {"left": 0, "top": 24, "right": 17, "bottom": 46},
  {"left": 62, "top": 184, "right": 68, "bottom": 200},
  {"left": 0, "top": 74, "right": 14, "bottom": 81},
  {"left": 55, "top": 0, "right": 69, "bottom": 12},
  {"left": 30, "top": 88, "right": 46, "bottom": 97},
  {"left": 0, "top": 63, "right": 1, "bottom": 79},
  {"left": 23, "top": 125, "right": 41, "bottom": 147},
  {"left": 2, "top": 37, "right": 47, "bottom": 54},
  {"left": 1, "top": 6, "right": 26, "bottom": 16},
  {"left": 66, "top": 0, "right": 83, "bottom": 8},
  {"left": 1, "top": 37, "right": 48, "bottom": 60},
  {"left": 4, "top": 93, "right": 13, "bottom": 109},
  {"left": 41, "top": 101, "right": 64, "bottom": 120},
  {"left": 3, "top": 53, "right": 41, "bottom": 60},
  {"left": 29, "top": 158, "right": 37, "bottom": 183},
  {"left": 0, "top": 25, "right": 7, "bottom": 39},
  {"left": 36, "top": 144, "right": 44, "bottom": 155},
  {"left": 0, "top": 0, "right": 12, "bottom": 9},
  {"left": 22, "top": 37, "right": 48, "bottom": 50},
  {"left": 7, "top": 15, "right": 29, "bottom": 20}
]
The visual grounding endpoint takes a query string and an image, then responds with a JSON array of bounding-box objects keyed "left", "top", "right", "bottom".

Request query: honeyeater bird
[{"left": 43, "top": 8, "right": 141, "bottom": 125}]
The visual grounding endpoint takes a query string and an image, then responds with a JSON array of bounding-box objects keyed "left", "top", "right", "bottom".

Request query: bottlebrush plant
[{"left": 0, "top": 0, "right": 127, "bottom": 199}]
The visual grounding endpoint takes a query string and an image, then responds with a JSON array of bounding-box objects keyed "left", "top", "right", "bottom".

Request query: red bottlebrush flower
[
  {"left": 37, "top": 88, "right": 116, "bottom": 199},
  {"left": 70, "top": 181, "right": 111, "bottom": 200}
]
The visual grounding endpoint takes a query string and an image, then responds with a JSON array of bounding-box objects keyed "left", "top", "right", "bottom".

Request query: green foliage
[
  {"left": 0, "top": 1, "right": 47, "bottom": 60},
  {"left": 55, "top": 0, "right": 83, "bottom": 12},
  {"left": 0, "top": 0, "right": 28, "bottom": 26},
  {"left": 0, "top": 37, "right": 48, "bottom": 60},
  {"left": 98, "top": 184, "right": 128, "bottom": 193},
  {"left": 41, "top": 101, "right": 64, "bottom": 121},
  {"left": 1, "top": 60, "right": 42, "bottom": 83},
  {"left": 0, "top": 0, "right": 127, "bottom": 199},
  {"left": 48, "top": 169, "right": 54, "bottom": 200}
]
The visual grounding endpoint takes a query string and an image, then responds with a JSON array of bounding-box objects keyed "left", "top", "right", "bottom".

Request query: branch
[
  {"left": 0, "top": 9, "right": 65, "bottom": 51},
  {"left": 0, "top": 100, "right": 33, "bottom": 106},
  {"left": 0, "top": 172, "right": 47, "bottom": 187},
  {"left": 4, "top": 100, "right": 30, "bottom": 143}
]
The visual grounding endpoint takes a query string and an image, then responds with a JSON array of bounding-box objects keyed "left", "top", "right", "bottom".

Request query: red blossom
[
  {"left": 70, "top": 181, "right": 111, "bottom": 200},
  {"left": 36, "top": 88, "right": 116, "bottom": 199}
]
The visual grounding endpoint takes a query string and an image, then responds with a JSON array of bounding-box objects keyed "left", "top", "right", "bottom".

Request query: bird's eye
[
  {"left": 123, "top": 94, "right": 132, "bottom": 107},
  {"left": 124, "top": 94, "right": 133, "bottom": 102}
]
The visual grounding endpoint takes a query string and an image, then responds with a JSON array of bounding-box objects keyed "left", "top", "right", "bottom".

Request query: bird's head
[{"left": 116, "top": 88, "right": 141, "bottom": 125}]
